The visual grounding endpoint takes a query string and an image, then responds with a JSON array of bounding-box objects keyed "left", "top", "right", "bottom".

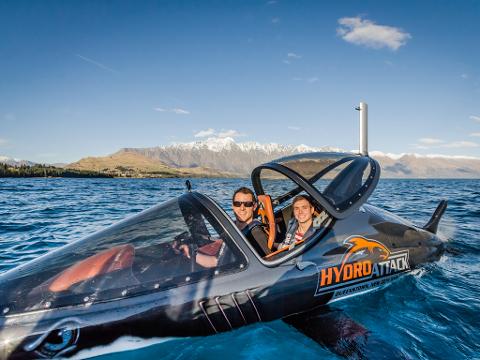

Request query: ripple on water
[{"left": 0, "top": 178, "right": 479, "bottom": 359}]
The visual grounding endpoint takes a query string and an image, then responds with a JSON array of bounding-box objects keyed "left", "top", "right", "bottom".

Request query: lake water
[{"left": 0, "top": 178, "right": 479, "bottom": 359}]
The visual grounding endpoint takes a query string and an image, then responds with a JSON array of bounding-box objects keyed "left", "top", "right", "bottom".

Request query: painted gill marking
[{"left": 198, "top": 300, "right": 218, "bottom": 333}]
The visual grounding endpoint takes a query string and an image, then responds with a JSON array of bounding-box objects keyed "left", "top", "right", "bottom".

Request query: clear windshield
[
  {"left": 256, "top": 152, "right": 378, "bottom": 215},
  {"left": 274, "top": 152, "right": 356, "bottom": 180},
  {"left": 319, "top": 157, "right": 373, "bottom": 210},
  {"left": 259, "top": 169, "right": 298, "bottom": 204},
  {"left": 0, "top": 194, "right": 246, "bottom": 314}
]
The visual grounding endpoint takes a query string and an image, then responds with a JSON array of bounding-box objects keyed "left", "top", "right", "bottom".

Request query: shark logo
[
  {"left": 340, "top": 237, "right": 390, "bottom": 273},
  {"left": 315, "top": 236, "right": 409, "bottom": 296}
]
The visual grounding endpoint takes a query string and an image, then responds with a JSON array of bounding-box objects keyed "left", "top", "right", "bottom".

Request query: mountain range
[
  {"left": 66, "top": 150, "right": 233, "bottom": 178},
  {"left": 2, "top": 137, "right": 480, "bottom": 178},
  {"left": 118, "top": 137, "right": 341, "bottom": 176},
  {"left": 0, "top": 156, "right": 36, "bottom": 167}
]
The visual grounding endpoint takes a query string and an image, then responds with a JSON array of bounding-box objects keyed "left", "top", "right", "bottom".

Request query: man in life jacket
[
  {"left": 278, "top": 194, "right": 317, "bottom": 251},
  {"left": 177, "top": 187, "right": 270, "bottom": 267},
  {"left": 232, "top": 187, "right": 270, "bottom": 256}
]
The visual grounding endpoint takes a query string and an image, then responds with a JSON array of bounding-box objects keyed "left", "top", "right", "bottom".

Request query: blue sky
[{"left": 1, "top": 0, "right": 479, "bottom": 163}]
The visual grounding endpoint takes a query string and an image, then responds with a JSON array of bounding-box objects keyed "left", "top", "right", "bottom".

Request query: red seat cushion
[
  {"left": 49, "top": 244, "right": 135, "bottom": 292},
  {"left": 198, "top": 240, "right": 223, "bottom": 256}
]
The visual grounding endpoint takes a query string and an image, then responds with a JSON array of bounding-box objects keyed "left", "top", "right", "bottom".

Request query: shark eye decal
[{"left": 24, "top": 318, "right": 81, "bottom": 358}]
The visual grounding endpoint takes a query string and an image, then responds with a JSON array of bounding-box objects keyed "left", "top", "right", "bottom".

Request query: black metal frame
[{"left": 251, "top": 154, "right": 380, "bottom": 219}]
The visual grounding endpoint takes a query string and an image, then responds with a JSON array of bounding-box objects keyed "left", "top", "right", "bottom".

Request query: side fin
[
  {"left": 423, "top": 200, "right": 447, "bottom": 234},
  {"left": 283, "top": 307, "right": 407, "bottom": 359}
]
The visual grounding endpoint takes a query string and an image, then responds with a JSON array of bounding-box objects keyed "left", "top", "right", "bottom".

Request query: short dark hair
[
  {"left": 292, "top": 194, "right": 313, "bottom": 207},
  {"left": 232, "top": 187, "right": 256, "bottom": 203}
]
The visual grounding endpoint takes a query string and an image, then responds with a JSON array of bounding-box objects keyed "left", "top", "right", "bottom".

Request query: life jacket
[
  {"left": 241, "top": 219, "right": 263, "bottom": 235},
  {"left": 236, "top": 219, "right": 270, "bottom": 256},
  {"left": 279, "top": 218, "right": 318, "bottom": 250}
]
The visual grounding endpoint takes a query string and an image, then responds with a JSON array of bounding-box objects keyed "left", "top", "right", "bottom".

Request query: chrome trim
[
  {"left": 231, "top": 293, "right": 247, "bottom": 325},
  {"left": 246, "top": 290, "right": 262, "bottom": 322},
  {"left": 214, "top": 296, "right": 233, "bottom": 330},
  {"left": 198, "top": 300, "right": 218, "bottom": 333}
]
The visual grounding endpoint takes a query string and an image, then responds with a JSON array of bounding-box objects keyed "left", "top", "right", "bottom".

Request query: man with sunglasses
[
  {"left": 176, "top": 187, "right": 269, "bottom": 268},
  {"left": 232, "top": 187, "right": 270, "bottom": 256}
]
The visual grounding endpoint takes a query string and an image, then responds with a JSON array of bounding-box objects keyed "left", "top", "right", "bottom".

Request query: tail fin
[{"left": 423, "top": 200, "right": 447, "bottom": 234}]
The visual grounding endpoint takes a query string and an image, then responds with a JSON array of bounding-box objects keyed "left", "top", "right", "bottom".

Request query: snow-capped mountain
[
  {"left": 4, "top": 137, "right": 480, "bottom": 178},
  {"left": 120, "top": 137, "right": 343, "bottom": 175},
  {"left": 369, "top": 151, "right": 480, "bottom": 178},
  {"left": 0, "top": 156, "right": 36, "bottom": 167},
  {"left": 115, "top": 138, "right": 480, "bottom": 178},
  {"left": 158, "top": 137, "right": 340, "bottom": 154}
]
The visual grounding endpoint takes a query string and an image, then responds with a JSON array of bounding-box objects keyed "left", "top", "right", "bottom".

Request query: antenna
[
  {"left": 355, "top": 102, "right": 368, "bottom": 156},
  {"left": 185, "top": 179, "right": 192, "bottom": 192}
]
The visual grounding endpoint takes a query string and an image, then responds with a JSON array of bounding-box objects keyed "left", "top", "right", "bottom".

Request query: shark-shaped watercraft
[{"left": 0, "top": 103, "right": 447, "bottom": 359}]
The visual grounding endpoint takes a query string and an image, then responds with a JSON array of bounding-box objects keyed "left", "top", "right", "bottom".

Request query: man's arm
[
  {"left": 179, "top": 244, "right": 219, "bottom": 268},
  {"left": 195, "top": 253, "right": 218, "bottom": 268},
  {"left": 248, "top": 225, "right": 271, "bottom": 256}
]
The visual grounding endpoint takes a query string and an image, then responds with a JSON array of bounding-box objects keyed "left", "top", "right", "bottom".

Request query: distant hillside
[
  {"left": 122, "top": 137, "right": 340, "bottom": 176},
  {"left": 0, "top": 156, "right": 36, "bottom": 167},
  {"left": 370, "top": 152, "right": 480, "bottom": 179},
  {"left": 118, "top": 138, "right": 480, "bottom": 178},
  {"left": 0, "top": 163, "right": 112, "bottom": 178},
  {"left": 67, "top": 150, "right": 233, "bottom": 178},
  {"left": 5, "top": 138, "right": 480, "bottom": 179}
]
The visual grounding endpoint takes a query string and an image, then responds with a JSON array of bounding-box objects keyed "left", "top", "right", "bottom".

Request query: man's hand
[{"left": 178, "top": 244, "right": 191, "bottom": 259}]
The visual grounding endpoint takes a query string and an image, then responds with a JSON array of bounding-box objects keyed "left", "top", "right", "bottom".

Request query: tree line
[{"left": 0, "top": 164, "right": 113, "bottom": 178}]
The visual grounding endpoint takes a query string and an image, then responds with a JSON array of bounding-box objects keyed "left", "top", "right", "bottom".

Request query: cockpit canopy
[
  {"left": 252, "top": 152, "right": 380, "bottom": 219},
  {"left": 0, "top": 194, "right": 246, "bottom": 314}
]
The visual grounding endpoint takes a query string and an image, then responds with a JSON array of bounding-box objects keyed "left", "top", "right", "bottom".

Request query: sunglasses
[{"left": 233, "top": 201, "right": 254, "bottom": 208}]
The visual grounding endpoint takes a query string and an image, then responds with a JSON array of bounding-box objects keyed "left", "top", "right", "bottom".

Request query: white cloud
[
  {"left": 154, "top": 107, "right": 190, "bottom": 115},
  {"left": 337, "top": 16, "right": 411, "bottom": 51},
  {"left": 267, "top": 0, "right": 277, "bottom": 4},
  {"left": 284, "top": 52, "right": 302, "bottom": 65},
  {"left": 194, "top": 128, "right": 244, "bottom": 139},
  {"left": 171, "top": 108, "right": 190, "bottom": 115},
  {"left": 218, "top": 129, "right": 244, "bottom": 138},
  {"left": 470, "top": 132, "right": 480, "bottom": 137},
  {"left": 370, "top": 150, "right": 480, "bottom": 160},
  {"left": 288, "top": 126, "right": 301, "bottom": 131},
  {"left": 461, "top": 73, "right": 469, "bottom": 79},
  {"left": 194, "top": 129, "right": 216, "bottom": 138},
  {"left": 415, "top": 137, "right": 478, "bottom": 149},
  {"left": 418, "top": 138, "right": 444, "bottom": 145},
  {"left": 470, "top": 115, "right": 480, "bottom": 122},
  {"left": 75, "top": 54, "right": 118, "bottom": 74},
  {"left": 271, "top": 17, "right": 280, "bottom": 24},
  {"left": 291, "top": 76, "right": 319, "bottom": 83},
  {"left": 287, "top": 52, "right": 302, "bottom": 59},
  {"left": 442, "top": 141, "right": 478, "bottom": 148}
]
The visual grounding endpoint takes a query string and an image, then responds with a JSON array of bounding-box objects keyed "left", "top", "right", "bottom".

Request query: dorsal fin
[{"left": 423, "top": 200, "right": 447, "bottom": 234}]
